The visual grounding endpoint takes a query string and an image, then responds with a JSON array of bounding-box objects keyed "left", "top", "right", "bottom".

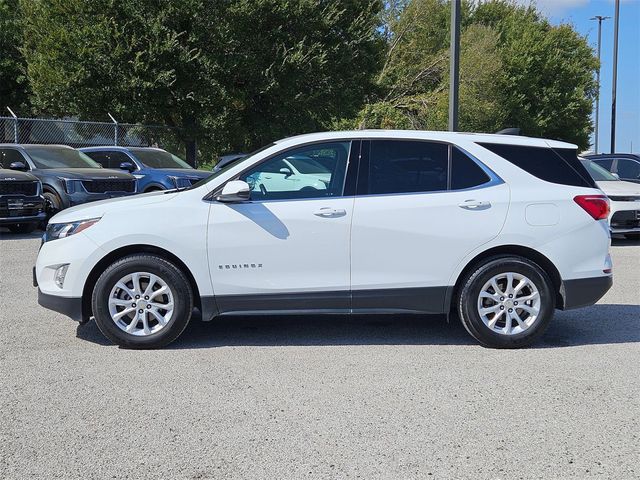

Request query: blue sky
[{"left": 521, "top": 0, "right": 640, "bottom": 153}]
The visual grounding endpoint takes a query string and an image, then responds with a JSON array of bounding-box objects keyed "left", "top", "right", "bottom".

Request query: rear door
[{"left": 350, "top": 139, "right": 510, "bottom": 313}]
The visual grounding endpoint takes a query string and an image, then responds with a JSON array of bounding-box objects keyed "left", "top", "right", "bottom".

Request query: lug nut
[
  {"left": 500, "top": 306, "right": 505, "bottom": 310},
  {"left": 508, "top": 294, "right": 513, "bottom": 298},
  {"left": 144, "top": 296, "right": 149, "bottom": 300},
  {"left": 514, "top": 301, "right": 518, "bottom": 306},
  {"left": 508, "top": 308, "right": 513, "bottom": 312},
  {"left": 135, "top": 295, "right": 140, "bottom": 299},
  {"left": 500, "top": 297, "right": 504, "bottom": 301},
  {"left": 132, "top": 303, "right": 136, "bottom": 307},
  {"left": 138, "top": 309, "right": 143, "bottom": 314},
  {"left": 146, "top": 304, "right": 151, "bottom": 309}
]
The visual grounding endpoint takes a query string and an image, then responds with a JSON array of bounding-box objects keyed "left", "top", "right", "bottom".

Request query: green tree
[
  {"left": 340, "top": 0, "right": 597, "bottom": 149},
  {"left": 20, "top": 0, "right": 384, "bottom": 164},
  {"left": 0, "top": 0, "right": 30, "bottom": 115}
]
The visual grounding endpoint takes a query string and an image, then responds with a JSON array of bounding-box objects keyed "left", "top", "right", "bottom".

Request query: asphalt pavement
[{"left": 1, "top": 229, "right": 638, "bottom": 479}]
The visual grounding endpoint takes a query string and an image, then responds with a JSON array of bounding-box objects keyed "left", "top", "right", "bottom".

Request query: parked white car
[
  {"left": 245, "top": 154, "right": 332, "bottom": 197},
  {"left": 35, "top": 130, "right": 613, "bottom": 349},
  {"left": 581, "top": 158, "right": 640, "bottom": 240}
]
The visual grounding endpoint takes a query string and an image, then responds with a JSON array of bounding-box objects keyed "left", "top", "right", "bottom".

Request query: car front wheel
[
  {"left": 457, "top": 256, "right": 555, "bottom": 348},
  {"left": 92, "top": 254, "right": 194, "bottom": 349}
]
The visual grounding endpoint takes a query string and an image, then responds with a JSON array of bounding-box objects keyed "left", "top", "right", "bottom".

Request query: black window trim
[
  {"left": 83, "top": 149, "right": 141, "bottom": 171},
  {"left": 0, "top": 147, "right": 33, "bottom": 170},
  {"left": 355, "top": 138, "right": 503, "bottom": 198}
]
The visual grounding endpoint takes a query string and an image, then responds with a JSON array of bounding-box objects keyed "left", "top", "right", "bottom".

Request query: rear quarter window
[{"left": 478, "top": 143, "right": 596, "bottom": 188}]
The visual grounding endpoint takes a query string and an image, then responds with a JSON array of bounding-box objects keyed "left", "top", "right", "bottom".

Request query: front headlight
[
  {"left": 169, "top": 176, "right": 192, "bottom": 189},
  {"left": 59, "top": 178, "right": 84, "bottom": 194},
  {"left": 45, "top": 218, "right": 101, "bottom": 242}
]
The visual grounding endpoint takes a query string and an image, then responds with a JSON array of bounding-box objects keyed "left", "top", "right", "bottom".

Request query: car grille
[
  {"left": 611, "top": 210, "right": 640, "bottom": 229},
  {"left": 0, "top": 181, "right": 39, "bottom": 196},
  {"left": 82, "top": 179, "right": 136, "bottom": 193}
]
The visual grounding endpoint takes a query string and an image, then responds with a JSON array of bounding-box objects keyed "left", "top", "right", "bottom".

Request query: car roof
[
  {"left": 0, "top": 143, "right": 75, "bottom": 150},
  {"left": 273, "top": 130, "right": 578, "bottom": 149},
  {"left": 79, "top": 146, "right": 166, "bottom": 152}
]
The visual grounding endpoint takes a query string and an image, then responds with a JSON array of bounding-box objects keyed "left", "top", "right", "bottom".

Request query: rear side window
[
  {"left": 451, "top": 147, "right": 490, "bottom": 189},
  {"left": 478, "top": 143, "right": 595, "bottom": 188},
  {"left": 616, "top": 159, "right": 640, "bottom": 180},
  {"left": 368, "top": 140, "right": 448, "bottom": 194}
]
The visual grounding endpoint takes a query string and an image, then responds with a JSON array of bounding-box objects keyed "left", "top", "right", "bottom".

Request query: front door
[{"left": 208, "top": 140, "right": 356, "bottom": 314}]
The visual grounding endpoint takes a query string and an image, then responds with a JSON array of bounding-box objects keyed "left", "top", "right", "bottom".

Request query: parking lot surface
[{"left": 1, "top": 230, "right": 639, "bottom": 479}]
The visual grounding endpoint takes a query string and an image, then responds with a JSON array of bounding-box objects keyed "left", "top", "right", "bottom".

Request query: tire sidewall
[
  {"left": 459, "top": 257, "right": 554, "bottom": 348},
  {"left": 92, "top": 255, "right": 193, "bottom": 349}
]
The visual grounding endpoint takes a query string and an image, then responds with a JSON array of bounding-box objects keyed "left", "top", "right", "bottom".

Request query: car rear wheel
[
  {"left": 457, "top": 256, "right": 554, "bottom": 348},
  {"left": 92, "top": 254, "right": 194, "bottom": 349},
  {"left": 8, "top": 223, "right": 37, "bottom": 234}
]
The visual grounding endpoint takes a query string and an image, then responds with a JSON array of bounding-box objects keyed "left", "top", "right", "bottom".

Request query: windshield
[
  {"left": 580, "top": 159, "right": 619, "bottom": 181},
  {"left": 25, "top": 147, "right": 101, "bottom": 169},
  {"left": 190, "top": 143, "right": 276, "bottom": 190},
  {"left": 130, "top": 149, "right": 192, "bottom": 169}
]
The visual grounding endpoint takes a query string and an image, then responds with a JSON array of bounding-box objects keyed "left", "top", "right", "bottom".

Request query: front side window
[
  {"left": 239, "top": 142, "right": 351, "bottom": 200},
  {"left": 367, "top": 140, "right": 448, "bottom": 195},
  {"left": 85, "top": 151, "right": 133, "bottom": 169},
  {"left": 24, "top": 147, "right": 101, "bottom": 169},
  {"left": 616, "top": 159, "right": 640, "bottom": 180},
  {"left": 592, "top": 158, "right": 613, "bottom": 170},
  {"left": 0, "top": 149, "right": 26, "bottom": 168}
]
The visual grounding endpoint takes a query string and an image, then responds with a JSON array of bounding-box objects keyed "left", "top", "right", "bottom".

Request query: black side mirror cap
[
  {"left": 119, "top": 162, "right": 135, "bottom": 172},
  {"left": 9, "top": 161, "right": 27, "bottom": 171}
]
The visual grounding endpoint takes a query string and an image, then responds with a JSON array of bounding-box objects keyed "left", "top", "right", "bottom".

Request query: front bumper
[
  {"left": 561, "top": 275, "right": 613, "bottom": 310},
  {"left": 0, "top": 212, "right": 46, "bottom": 225},
  {"left": 65, "top": 191, "right": 137, "bottom": 208},
  {"left": 37, "top": 288, "right": 84, "bottom": 321}
]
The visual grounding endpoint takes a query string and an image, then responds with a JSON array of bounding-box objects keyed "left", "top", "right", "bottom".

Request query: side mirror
[
  {"left": 119, "top": 161, "right": 135, "bottom": 172},
  {"left": 279, "top": 167, "right": 293, "bottom": 178},
  {"left": 612, "top": 173, "right": 620, "bottom": 180},
  {"left": 216, "top": 180, "right": 251, "bottom": 203},
  {"left": 9, "top": 161, "right": 27, "bottom": 171}
]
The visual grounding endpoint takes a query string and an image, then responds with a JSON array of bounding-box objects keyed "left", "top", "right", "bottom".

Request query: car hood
[
  {"left": 50, "top": 190, "right": 178, "bottom": 223},
  {"left": 36, "top": 168, "right": 134, "bottom": 180},
  {"left": 0, "top": 169, "right": 38, "bottom": 181},
  {"left": 144, "top": 168, "right": 212, "bottom": 179},
  {"left": 596, "top": 180, "right": 640, "bottom": 196}
]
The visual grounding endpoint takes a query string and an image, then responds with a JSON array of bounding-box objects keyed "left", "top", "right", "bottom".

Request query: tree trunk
[{"left": 185, "top": 138, "right": 197, "bottom": 167}]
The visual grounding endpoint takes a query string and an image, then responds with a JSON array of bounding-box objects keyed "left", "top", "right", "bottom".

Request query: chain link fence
[{"left": 0, "top": 115, "right": 182, "bottom": 155}]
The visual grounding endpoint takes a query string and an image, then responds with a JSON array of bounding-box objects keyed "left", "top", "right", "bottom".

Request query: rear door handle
[
  {"left": 458, "top": 199, "right": 491, "bottom": 210},
  {"left": 314, "top": 207, "right": 346, "bottom": 217}
]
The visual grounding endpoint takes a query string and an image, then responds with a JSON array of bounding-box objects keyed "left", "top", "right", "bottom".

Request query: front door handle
[
  {"left": 458, "top": 199, "right": 491, "bottom": 210},
  {"left": 314, "top": 207, "right": 346, "bottom": 217}
]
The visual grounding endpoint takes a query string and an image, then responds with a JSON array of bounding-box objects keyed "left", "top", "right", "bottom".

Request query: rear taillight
[{"left": 573, "top": 195, "right": 610, "bottom": 220}]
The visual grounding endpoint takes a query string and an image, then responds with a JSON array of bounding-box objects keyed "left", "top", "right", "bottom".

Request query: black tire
[
  {"left": 91, "top": 254, "right": 194, "bottom": 349},
  {"left": 457, "top": 256, "right": 555, "bottom": 349},
  {"left": 43, "top": 190, "right": 62, "bottom": 219},
  {"left": 8, "top": 223, "right": 37, "bottom": 234},
  {"left": 624, "top": 233, "right": 640, "bottom": 240}
]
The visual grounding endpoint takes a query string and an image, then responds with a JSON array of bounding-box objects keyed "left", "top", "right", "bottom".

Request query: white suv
[{"left": 35, "top": 131, "right": 613, "bottom": 349}]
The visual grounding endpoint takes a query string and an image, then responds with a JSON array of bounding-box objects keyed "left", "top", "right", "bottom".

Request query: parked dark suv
[
  {"left": 0, "top": 144, "right": 137, "bottom": 217},
  {"left": 80, "top": 146, "right": 211, "bottom": 192},
  {"left": 0, "top": 166, "right": 46, "bottom": 233},
  {"left": 583, "top": 153, "right": 640, "bottom": 184}
]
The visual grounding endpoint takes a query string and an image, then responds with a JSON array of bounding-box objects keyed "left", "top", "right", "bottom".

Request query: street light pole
[
  {"left": 610, "top": 0, "right": 620, "bottom": 153},
  {"left": 448, "top": 0, "right": 461, "bottom": 132},
  {"left": 590, "top": 15, "right": 610, "bottom": 154}
]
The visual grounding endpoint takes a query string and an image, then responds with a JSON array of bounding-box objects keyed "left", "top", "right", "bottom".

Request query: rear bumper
[
  {"left": 38, "top": 289, "right": 84, "bottom": 322},
  {"left": 561, "top": 275, "right": 613, "bottom": 310}
]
